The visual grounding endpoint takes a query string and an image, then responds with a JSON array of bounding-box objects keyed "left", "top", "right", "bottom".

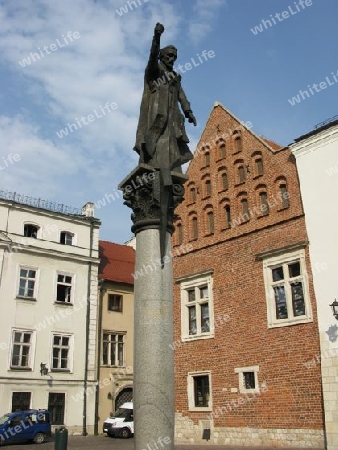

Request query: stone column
[{"left": 119, "top": 164, "right": 187, "bottom": 450}]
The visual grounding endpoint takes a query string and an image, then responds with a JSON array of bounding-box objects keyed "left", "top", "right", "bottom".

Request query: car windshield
[
  {"left": 113, "top": 408, "right": 130, "bottom": 418},
  {"left": 0, "top": 414, "right": 10, "bottom": 425}
]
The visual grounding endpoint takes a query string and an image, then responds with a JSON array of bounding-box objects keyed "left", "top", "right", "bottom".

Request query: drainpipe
[
  {"left": 94, "top": 278, "right": 105, "bottom": 435},
  {"left": 82, "top": 218, "right": 94, "bottom": 436}
]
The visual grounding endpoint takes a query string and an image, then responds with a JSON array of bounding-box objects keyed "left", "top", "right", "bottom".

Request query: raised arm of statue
[{"left": 146, "top": 23, "right": 164, "bottom": 76}]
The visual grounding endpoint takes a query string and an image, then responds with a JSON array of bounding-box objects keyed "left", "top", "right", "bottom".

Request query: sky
[{"left": 0, "top": 0, "right": 337, "bottom": 243}]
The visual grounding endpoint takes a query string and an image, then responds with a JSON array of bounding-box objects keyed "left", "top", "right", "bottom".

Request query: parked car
[
  {"left": 103, "top": 402, "right": 133, "bottom": 438},
  {"left": 0, "top": 409, "right": 51, "bottom": 445}
]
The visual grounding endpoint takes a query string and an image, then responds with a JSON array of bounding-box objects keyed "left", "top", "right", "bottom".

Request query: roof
[
  {"left": 259, "top": 136, "right": 283, "bottom": 150},
  {"left": 294, "top": 117, "right": 338, "bottom": 143},
  {"left": 99, "top": 240, "right": 135, "bottom": 285}
]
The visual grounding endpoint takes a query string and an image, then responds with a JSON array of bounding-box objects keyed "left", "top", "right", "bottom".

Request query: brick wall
[{"left": 172, "top": 104, "right": 324, "bottom": 447}]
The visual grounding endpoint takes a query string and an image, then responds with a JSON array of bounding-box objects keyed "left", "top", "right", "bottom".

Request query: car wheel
[
  {"left": 33, "top": 432, "right": 45, "bottom": 444},
  {"left": 119, "top": 427, "right": 131, "bottom": 439}
]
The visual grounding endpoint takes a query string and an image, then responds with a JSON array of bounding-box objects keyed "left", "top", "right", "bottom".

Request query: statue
[{"left": 134, "top": 23, "right": 197, "bottom": 184}]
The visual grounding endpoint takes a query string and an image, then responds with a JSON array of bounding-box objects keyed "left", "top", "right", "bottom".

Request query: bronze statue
[{"left": 134, "top": 23, "right": 196, "bottom": 182}]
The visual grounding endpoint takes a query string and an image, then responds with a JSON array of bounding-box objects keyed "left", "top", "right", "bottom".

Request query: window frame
[
  {"left": 48, "top": 393, "right": 65, "bottom": 425},
  {"left": 23, "top": 223, "right": 39, "bottom": 239},
  {"left": 180, "top": 272, "right": 214, "bottom": 342},
  {"left": 10, "top": 329, "right": 35, "bottom": 370},
  {"left": 51, "top": 333, "right": 73, "bottom": 372},
  {"left": 55, "top": 273, "right": 74, "bottom": 304},
  {"left": 188, "top": 371, "right": 212, "bottom": 411},
  {"left": 263, "top": 249, "right": 313, "bottom": 328},
  {"left": 102, "top": 331, "right": 126, "bottom": 367},
  {"left": 60, "top": 231, "right": 74, "bottom": 245},
  {"left": 108, "top": 294, "right": 123, "bottom": 312},
  {"left": 235, "top": 365, "right": 260, "bottom": 394},
  {"left": 17, "top": 266, "right": 38, "bottom": 300}
]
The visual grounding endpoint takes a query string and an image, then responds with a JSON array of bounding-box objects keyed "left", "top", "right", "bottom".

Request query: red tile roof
[
  {"left": 99, "top": 240, "right": 135, "bottom": 285},
  {"left": 260, "top": 136, "right": 283, "bottom": 150}
]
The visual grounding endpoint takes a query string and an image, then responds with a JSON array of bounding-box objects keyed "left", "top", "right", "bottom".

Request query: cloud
[
  {"left": 0, "top": 0, "right": 219, "bottom": 240},
  {"left": 188, "top": 0, "right": 225, "bottom": 44}
]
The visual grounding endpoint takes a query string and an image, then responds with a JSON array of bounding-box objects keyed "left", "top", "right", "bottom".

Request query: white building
[
  {"left": 0, "top": 191, "right": 100, "bottom": 435},
  {"left": 291, "top": 117, "right": 338, "bottom": 450}
]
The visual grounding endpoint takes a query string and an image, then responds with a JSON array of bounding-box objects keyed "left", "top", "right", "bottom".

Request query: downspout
[
  {"left": 82, "top": 218, "right": 94, "bottom": 436},
  {"left": 94, "top": 278, "right": 105, "bottom": 435}
]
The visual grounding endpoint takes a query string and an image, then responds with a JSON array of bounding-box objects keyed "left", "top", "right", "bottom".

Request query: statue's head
[{"left": 159, "top": 45, "right": 177, "bottom": 70}]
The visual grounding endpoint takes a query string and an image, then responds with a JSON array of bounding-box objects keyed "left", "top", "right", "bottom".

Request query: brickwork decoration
[{"left": 172, "top": 102, "right": 324, "bottom": 447}]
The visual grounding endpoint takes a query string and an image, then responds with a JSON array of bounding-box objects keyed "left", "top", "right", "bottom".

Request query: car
[
  {"left": 103, "top": 402, "right": 133, "bottom": 438},
  {"left": 0, "top": 409, "right": 51, "bottom": 445}
]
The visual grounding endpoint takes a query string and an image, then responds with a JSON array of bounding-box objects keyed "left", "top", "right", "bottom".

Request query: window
[
  {"left": 241, "top": 199, "right": 250, "bottom": 222},
  {"left": 206, "top": 211, "right": 214, "bottom": 235},
  {"left": 176, "top": 223, "right": 183, "bottom": 245},
  {"left": 205, "top": 153, "right": 210, "bottom": 167},
  {"left": 238, "top": 166, "right": 246, "bottom": 183},
  {"left": 263, "top": 250, "right": 312, "bottom": 328},
  {"left": 18, "top": 268, "right": 36, "bottom": 299},
  {"left": 12, "top": 392, "right": 31, "bottom": 412},
  {"left": 11, "top": 330, "right": 33, "bottom": 369},
  {"left": 188, "top": 372, "right": 211, "bottom": 410},
  {"left": 225, "top": 204, "right": 231, "bottom": 229},
  {"left": 24, "top": 224, "right": 38, "bottom": 238},
  {"left": 235, "top": 366, "right": 260, "bottom": 394},
  {"left": 48, "top": 393, "right": 65, "bottom": 425},
  {"left": 256, "top": 158, "right": 263, "bottom": 176},
  {"left": 191, "top": 217, "right": 198, "bottom": 240},
  {"left": 220, "top": 172, "right": 228, "bottom": 191},
  {"left": 102, "top": 332, "right": 125, "bottom": 366},
  {"left": 189, "top": 187, "right": 197, "bottom": 203},
  {"left": 60, "top": 231, "right": 73, "bottom": 245},
  {"left": 108, "top": 294, "right": 123, "bottom": 312},
  {"left": 279, "top": 184, "right": 289, "bottom": 209},
  {"left": 220, "top": 144, "right": 226, "bottom": 159},
  {"left": 235, "top": 137, "right": 243, "bottom": 152},
  {"left": 52, "top": 334, "right": 71, "bottom": 370},
  {"left": 56, "top": 274, "right": 72, "bottom": 303},
  {"left": 180, "top": 272, "right": 213, "bottom": 340},
  {"left": 205, "top": 180, "right": 211, "bottom": 196},
  {"left": 260, "top": 192, "right": 269, "bottom": 216}
]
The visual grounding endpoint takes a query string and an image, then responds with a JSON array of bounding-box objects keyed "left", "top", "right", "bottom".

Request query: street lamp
[{"left": 330, "top": 299, "right": 338, "bottom": 320}]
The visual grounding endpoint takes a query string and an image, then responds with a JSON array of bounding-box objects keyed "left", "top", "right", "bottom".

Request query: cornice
[{"left": 291, "top": 126, "right": 338, "bottom": 158}]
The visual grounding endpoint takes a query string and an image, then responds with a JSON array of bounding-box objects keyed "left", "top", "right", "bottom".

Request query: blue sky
[{"left": 0, "top": 0, "right": 337, "bottom": 243}]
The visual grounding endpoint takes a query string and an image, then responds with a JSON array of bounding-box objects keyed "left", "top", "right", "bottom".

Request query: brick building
[{"left": 172, "top": 103, "right": 325, "bottom": 447}]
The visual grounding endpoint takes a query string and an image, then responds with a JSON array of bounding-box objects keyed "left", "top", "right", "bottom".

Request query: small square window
[
  {"left": 60, "top": 232, "right": 73, "bottom": 245},
  {"left": 108, "top": 294, "right": 123, "bottom": 312},
  {"left": 235, "top": 366, "right": 259, "bottom": 393}
]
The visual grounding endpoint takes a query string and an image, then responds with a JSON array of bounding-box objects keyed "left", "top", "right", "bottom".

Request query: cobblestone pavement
[{"left": 3, "top": 434, "right": 323, "bottom": 450}]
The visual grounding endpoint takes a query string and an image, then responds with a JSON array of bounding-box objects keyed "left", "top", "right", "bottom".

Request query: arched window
[
  {"left": 60, "top": 231, "right": 74, "bottom": 245},
  {"left": 260, "top": 192, "right": 269, "bottom": 216},
  {"left": 241, "top": 199, "right": 250, "bottom": 222},
  {"left": 206, "top": 211, "right": 214, "bottom": 235},
  {"left": 189, "top": 186, "right": 197, "bottom": 203},
  {"left": 221, "top": 172, "right": 228, "bottom": 190},
  {"left": 192, "top": 217, "right": 198, "bottom": 240},
  {"left": 205, "top": 152, "right": 210, "bottom": 167},
  {"left": 279, "top": 183, "right": 289, "bottom": 209},
  {"left": 256, "top": 158, "right": 263, "bottom": 176},
  {"left": 220, "top": 144, "right": 226, "bottom": 159},
  {"left": 225, "top": 205, "right": 231, "bottom": 229},
  {"left": 205, "top": 179, "right": 211, "bottom": 196},
  {"left": 235, "top": 137, "right": 243, "bottom": 153},
  {"left": 238, "top": 165, "right": 246, "bottom": 183},
  {"left": 24, "top": 224, "right": 39, "bottom": 238},
  {"left": 176, "top": 223, "right": 183, "bottom": 245}
]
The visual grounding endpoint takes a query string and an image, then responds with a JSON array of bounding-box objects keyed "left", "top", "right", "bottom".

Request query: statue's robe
[{"left": 134, "top": 59, "right": 194, "bottom": 174}]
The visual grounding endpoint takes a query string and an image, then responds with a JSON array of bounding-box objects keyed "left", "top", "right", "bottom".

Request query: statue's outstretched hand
[
  {"left": 154, "top": 23, "right": 164, "bottom": 36},
  {"left": 186, "top": 111, "right": 197, "bottom": 126}
]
